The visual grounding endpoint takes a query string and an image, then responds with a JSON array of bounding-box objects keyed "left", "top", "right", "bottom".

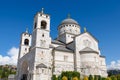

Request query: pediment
[
  {"left": 36, "top": 63, "right": 47, "bottom": 68},
  {"left": 80, "top": 47, "right": 98, "bottom": 54}
]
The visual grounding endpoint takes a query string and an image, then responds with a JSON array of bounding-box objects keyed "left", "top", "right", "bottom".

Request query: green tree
[
  {"left": 94, "top": 75, "right": 98, "bottom": 80},
  {"left": 98, "top": 75, "right": 102, "bottom": 80},
  {"left": 58, "top": 75, "right": 62, "bottom": 80},
  {"left": 52, "top": 75, "right": 57, "bottom": 80},
  {"left": 116, "top": 74, "right": 120, "bottom": 80},
  {"left": 106, "top": 77, "right": 111, "bottom": 80},
  {"left": 110, "top": 75, "right": 117, "bottom": 80},
  {"left": 89, "top": 75, "right": 93, "bottom": 80},
  {"left": 101, "top": 77, "right": 106, "bottom": 80}
]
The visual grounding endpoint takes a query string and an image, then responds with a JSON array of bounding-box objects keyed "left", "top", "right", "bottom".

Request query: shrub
[
  {"left": 106, "top": 77, "right": 111, "bottom": 80},
  {"left": 89, "top": 75, "right": 93, "bottom": 80},
  {"left": 73, "top": 77, "right": 78, "bottom": 80},
  {"left": 62, "top": 76, "right": 68, "bottom": 80},
  {"left": 84, "top": 76, "right": 88, "bottom": 80}
]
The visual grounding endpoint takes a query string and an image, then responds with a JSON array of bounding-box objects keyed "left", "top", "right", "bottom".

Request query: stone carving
[{"left": 83, "top": 39, "right": 91, "bottom": 47}]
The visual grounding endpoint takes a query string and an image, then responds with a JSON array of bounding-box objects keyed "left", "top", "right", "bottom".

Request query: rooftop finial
[
  {"left": 26, "top": 27, "right": 28, "bottom": 33},
  {"left": 84, "top": 27, "right": 87, "bottom": 32},
  {"left": 67, "top": 13, "right": 71, "bottom": 18},
  {"left": 41, "top": 8, "right": 44, "bottom": 13}
]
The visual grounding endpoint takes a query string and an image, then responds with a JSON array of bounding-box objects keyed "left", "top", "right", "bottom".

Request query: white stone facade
[{"left": 16, "top": 9, "right": 107, "bottom": 80}]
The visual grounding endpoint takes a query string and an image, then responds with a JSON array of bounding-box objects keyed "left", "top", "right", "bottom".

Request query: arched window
[
  {"left": 24, "top": 39, "right": 29, "bottom": 45},
  {"left": 41, "top": 21, "right": 47, "bottom": 29}
]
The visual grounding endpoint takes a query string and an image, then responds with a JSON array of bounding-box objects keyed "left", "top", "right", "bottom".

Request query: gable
[
  {"left": 74, "top": 32, "right": 99, "bottom": 51},
  {"left": 76, "top": 32, "right": 98, "bottom": 43},
  {"left": 85, "top": 32, "right": 99, "bottom": 42}
]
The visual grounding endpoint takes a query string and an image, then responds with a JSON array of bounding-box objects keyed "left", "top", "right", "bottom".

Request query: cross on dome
[
  {"left": 84, "top": 27, "right": 87, "bottom": 32},
  {"left": 67, "top": 13, "right": 71, "bottom": 18}
]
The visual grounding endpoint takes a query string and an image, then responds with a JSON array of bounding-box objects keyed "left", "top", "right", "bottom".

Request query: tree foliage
[
  {"left": 110, "top": 75, "right": 117, "bottom": 80},
  {"left": 106, "top": 77, "right": 111, "bottom": 80},
  {"left": 0, "top": 65, "right": 16, "bottom": 79},
  {"left": 89, "top": 75, "right": 93, "bottom": 80}
]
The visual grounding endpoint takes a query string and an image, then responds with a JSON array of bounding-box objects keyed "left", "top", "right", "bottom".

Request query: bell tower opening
[
  {"left": 41, "top": 20, "right": 47, "bottom": 29},
  {"left": 24, "top": 39, "right": 29, "bottom": 45}
]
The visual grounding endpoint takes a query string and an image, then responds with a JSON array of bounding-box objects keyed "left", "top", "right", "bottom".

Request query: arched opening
[
  {"left": 21, "top": 61, "right": 29, "bottom": 80},
  {"left": 24, "top": 39, "right": 29, "bottom": 45},
  {"left": 41, "top": 21, "right": 47, "bottom": 29}
]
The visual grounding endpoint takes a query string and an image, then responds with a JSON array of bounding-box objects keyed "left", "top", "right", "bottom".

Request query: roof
[
  {"left": 61, "top": 18, "right": 78, "bottom": 25},
  {"left": 52, "top": 40, "right": 65, "bottom": 45},
  {"left": 100, "top": 55, "right": 106, "bottom": 58},
  {"left": 80, "top": 47, "right": 98, "bottom": 54},
  {"left": 36, "top": 63, "right": 47, "bottom": 68},
  {"left": 55, "top": 46, "right": 73, "bottom": 52}
]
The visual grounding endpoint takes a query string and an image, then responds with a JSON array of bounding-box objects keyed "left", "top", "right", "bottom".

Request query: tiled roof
[
  {"left": 55, "top": 46, "right": 73, "bottom": 52},
  {"left": 52, "top": 40, "right": 65, "bottom": 45}
]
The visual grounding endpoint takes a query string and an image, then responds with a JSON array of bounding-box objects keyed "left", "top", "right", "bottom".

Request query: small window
[
  {"left": 42, "top": 34, "right": 44, "bottom": 37},
  {"left": 46, "top": 15, "right": 48, "bottom": 18},
  {"left": 42, "top": 69, "right": 44, "bottom": 73},
  {"left": 64, "top": 55, "right": 68, "bottom": 61},
  {"left": 34, "top": 23, "right": 37, "bottom": 29},
  {"left": 25, "top": 48, "right": 27, "bottom": 51},
  {"left": 40, "top": 14, "right": 42, "bottom": 16},
  {"left": 24, "top": 39, "right": 29, "bottom": 45},
  {"left": 41, "top": 21, "right": 47, "bottom": 29}
]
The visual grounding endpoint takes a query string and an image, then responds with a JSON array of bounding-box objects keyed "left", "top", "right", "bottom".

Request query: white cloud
[
  {"left": 0, "top": 47, "right": 19, "bottom": 65},
  {"left": 107, "top": 60, "right": 120, "bottom": 70}
]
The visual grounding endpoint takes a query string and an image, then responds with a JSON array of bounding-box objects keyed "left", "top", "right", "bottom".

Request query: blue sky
[{"left": 0, "top": 0, "right": 120, "bottom": 68}]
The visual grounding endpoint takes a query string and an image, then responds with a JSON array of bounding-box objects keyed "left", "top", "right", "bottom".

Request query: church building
[{"left": 16, "top": 8, "right": 108, "bottom": 80}]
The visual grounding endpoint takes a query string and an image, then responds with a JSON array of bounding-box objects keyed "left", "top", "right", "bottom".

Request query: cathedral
[{"left": 16, "top": 8, "right": 108, "bottom": 80}]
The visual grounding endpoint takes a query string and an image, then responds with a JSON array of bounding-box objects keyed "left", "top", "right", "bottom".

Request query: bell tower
[
  {"left": 18, "top": 29, "right": 31, "bottom": 59},
  {"left": 31, "top": 8, "right": 52, "bottom": 80},
  {"left": 31, "top": 8, "right": 51, "bottom": 48}
]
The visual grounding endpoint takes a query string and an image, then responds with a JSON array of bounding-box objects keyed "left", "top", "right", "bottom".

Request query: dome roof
[{"left": 61, "top": 18, "right": 78, "bottom": 24}]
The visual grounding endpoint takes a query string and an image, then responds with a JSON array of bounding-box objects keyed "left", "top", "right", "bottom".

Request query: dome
[{"left": 61, "top": 18, "right": 78, "bottom": 25}]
